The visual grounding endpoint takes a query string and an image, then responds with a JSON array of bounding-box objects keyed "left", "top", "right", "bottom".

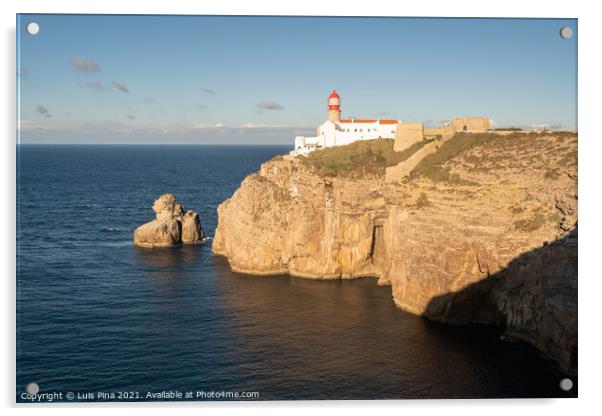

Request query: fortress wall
[
  {"left": 393, "top": 123, "right": 424, "bottom": 152},
  {"left": 452, "top": 117, "right": 491, "bottom": 132},
  {"left": 442, "top": 124, "right": 456, "bottom": 139},
  {"left": 423, "top": 127, "right": 444, "bottom": 138}
]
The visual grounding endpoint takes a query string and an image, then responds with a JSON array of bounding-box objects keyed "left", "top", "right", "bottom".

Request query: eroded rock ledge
[
  {"left": 134, "top": 194, "right": 204, "bottom": 248},
  {"left": 212, "top": 134, "right": 577, "bottom": 374}
]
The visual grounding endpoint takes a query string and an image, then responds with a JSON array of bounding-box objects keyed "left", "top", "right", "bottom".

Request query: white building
[{"left": 291, "top": 90, "right": 400, "bottom": 156}]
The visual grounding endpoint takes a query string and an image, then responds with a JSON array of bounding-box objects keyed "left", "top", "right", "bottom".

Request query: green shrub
[
  {"left": 514, "top": 213, "right": 546, "bottom": 232},
  {"left": 415, "top": 192, "right": 431, "bottom": 208},
  {"left": 510, "top": 205, "right": 525, "bottom": 214},
  {"left": 558, "top": 150, "right": 577, "bottom": 167},
  {"left": 548, "top": 212, "right": 562, "bottom": 224},
  {"left": 544, "top": 168, "right": 561, "bottom": 180}
]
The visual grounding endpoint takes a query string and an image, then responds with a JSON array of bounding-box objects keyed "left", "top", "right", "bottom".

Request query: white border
[{"left": 3, "top": 1, "right": 600, "bottom": 415}]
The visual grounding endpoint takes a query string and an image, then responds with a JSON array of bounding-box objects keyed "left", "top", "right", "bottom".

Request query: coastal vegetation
[
  {"left": 544, "top": 168, "right": 561, "bottom": 180},
  {"left": 558, "top": 150, "right": 578, "bottom": 167},
  {"left": 296, "top": 130, "right": 576, "bottom": 185},
  {"left": 513, "top": 211, "right": 546, "bottom": 232},
  {"left": 415, "top": 192, "right": 431, "bottom": 208},
  {"left": 411, "top": 131, "right": 577, "bottom": 183},
  {"left": 299, "top": 138, "right": 432, "bottom": 178},
  {"left": 412, "top": 133, "right": 500, "bottom": 182}
]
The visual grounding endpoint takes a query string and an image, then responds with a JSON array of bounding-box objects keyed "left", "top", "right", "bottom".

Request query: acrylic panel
[{"left": 16, "top": 14, "right": 577, "bottom": 402}]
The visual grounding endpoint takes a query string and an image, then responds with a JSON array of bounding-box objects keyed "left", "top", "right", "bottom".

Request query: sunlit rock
[
  {"left": 212, "top": 133, "right": 578, "bottom": 374},
  {"left": 134, "top": 193, "right": 204, "bottom": 248}
]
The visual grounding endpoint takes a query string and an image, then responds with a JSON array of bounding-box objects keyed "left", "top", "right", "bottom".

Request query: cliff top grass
[
  {"left": 411, "top": 131, "right": 577, "bottom": 183},
  {"left": 299, "top": 138, "right": 432, "bottom": 178},
  {"left": 411, "top": 133, "right": 498, "bottom": 183}
]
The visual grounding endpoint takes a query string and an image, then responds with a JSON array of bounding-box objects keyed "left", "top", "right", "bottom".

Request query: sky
[{"left": 17, "top": 15, "right": 577, "bottom": 144}]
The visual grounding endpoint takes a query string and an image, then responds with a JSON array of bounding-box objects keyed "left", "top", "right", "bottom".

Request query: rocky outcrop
[
  {"left": 212, "top": 132, "right": 578, "bottom": 374},
  {"left": 134, "top": 194, "right": 204, "bottom": 248}
]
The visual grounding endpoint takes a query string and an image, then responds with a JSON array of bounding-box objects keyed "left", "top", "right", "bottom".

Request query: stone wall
[
  {"left": 393, "top": 117, "right": 491, "bottom": 153},
  {"left": 442, "top": 124, "right": 456, "bottom": 139},
  {"left": 423, "top": 127, "right": 444, "bottom": 138},
  {"left": 393, "top": 122, "right": 424, "bottom": 152},
  {"left": 452, "top": 117, "right": 491, "bottom": 132}
]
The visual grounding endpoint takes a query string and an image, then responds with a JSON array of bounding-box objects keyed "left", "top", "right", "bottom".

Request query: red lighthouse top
[{"left": 328, "top": 90, "right": 340, "bottom": 110}]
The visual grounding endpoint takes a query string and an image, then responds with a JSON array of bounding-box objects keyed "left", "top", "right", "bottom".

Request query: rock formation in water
[
  {"left": 212, "top": 133, "right": 578, "bottom": 374},
  {"left": 134, "top": 193, "right": 204, "bottom": 248}
]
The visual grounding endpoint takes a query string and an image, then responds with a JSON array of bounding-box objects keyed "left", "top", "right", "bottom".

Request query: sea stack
[{"left": 134, "top": 194, "right": 204, "bottom": 248}]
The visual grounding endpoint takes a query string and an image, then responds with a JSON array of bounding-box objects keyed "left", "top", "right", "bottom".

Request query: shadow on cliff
[{"left": 424, "top": 227, "right": 578, "bottom": 377}]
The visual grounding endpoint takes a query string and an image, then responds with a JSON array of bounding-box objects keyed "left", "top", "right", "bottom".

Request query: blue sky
[{"left": 17, "top": 15, "right": 577, "bottom": 144}]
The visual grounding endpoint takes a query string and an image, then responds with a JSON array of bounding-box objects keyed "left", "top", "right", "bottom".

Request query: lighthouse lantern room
[{"left": 327, "top": 90, "right": 341, "bottom": 123}]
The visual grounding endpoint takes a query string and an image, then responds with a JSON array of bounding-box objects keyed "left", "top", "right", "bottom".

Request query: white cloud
[
  {"left": 17, "top": 118, "right": 314, "bottom": 145},
  {"left": 256, "top": 101, "right": 285, "bottom": 111},
  {"left": 34, "top": 104, "right": 51, "bottom": 118},
  {"left": 237, "top": 122, "right": 300, "bottom": 129},
  {"left": 193, "top": 123, "right": 225, "bottom": 129},
  {"left": 71, "top": 59, "right": 101, "bottom": 73},
  {"left": 112, "top": 81, "right": 130, "bottom": 93},
  {"left": 85, "top": 80, "right": 107, "bottom": 91},
  {"left": 532, "top": 121, "right": 563, "bottom": 130},
  {"left": 17, "top": 120, "right": 34, "bottom": 130}
]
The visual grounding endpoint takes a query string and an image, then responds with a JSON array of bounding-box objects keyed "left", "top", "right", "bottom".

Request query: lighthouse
[
  {"left": 292, "top": 90, "right": 402, "bottom": 156},
  {"left": 327, "top": 90, "right": 341, "bottom": 123}
]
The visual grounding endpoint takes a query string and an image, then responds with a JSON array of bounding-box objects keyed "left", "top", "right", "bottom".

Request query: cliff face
[{"left": 212, "top": 133, "right": 577, "bottom": 373}]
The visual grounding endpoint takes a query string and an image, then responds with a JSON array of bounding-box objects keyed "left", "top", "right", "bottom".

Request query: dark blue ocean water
[{"left": 16, "top": 145, "right": 574, "bottom": 401}]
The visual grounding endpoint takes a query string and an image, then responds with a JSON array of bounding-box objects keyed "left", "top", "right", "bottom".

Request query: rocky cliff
[{"left": 212, "top": 133, "right": 577, "bottom": 373}]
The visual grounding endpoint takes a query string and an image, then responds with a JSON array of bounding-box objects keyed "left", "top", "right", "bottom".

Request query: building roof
[
  {"left": 339, "top": 119, "right": 398, "bottom": 125},
  {"left": 329, "top": 90, "right": 340, "bottom": 99}
]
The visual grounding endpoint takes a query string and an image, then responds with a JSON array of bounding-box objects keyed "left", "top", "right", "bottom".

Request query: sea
[{"left": 16, "top": 145, "right": 575, "bottom": 401}]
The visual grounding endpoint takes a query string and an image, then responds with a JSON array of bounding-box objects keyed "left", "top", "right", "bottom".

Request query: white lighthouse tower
[{"left": 327, "top": 90, "right": 341, "bottom": 123}]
